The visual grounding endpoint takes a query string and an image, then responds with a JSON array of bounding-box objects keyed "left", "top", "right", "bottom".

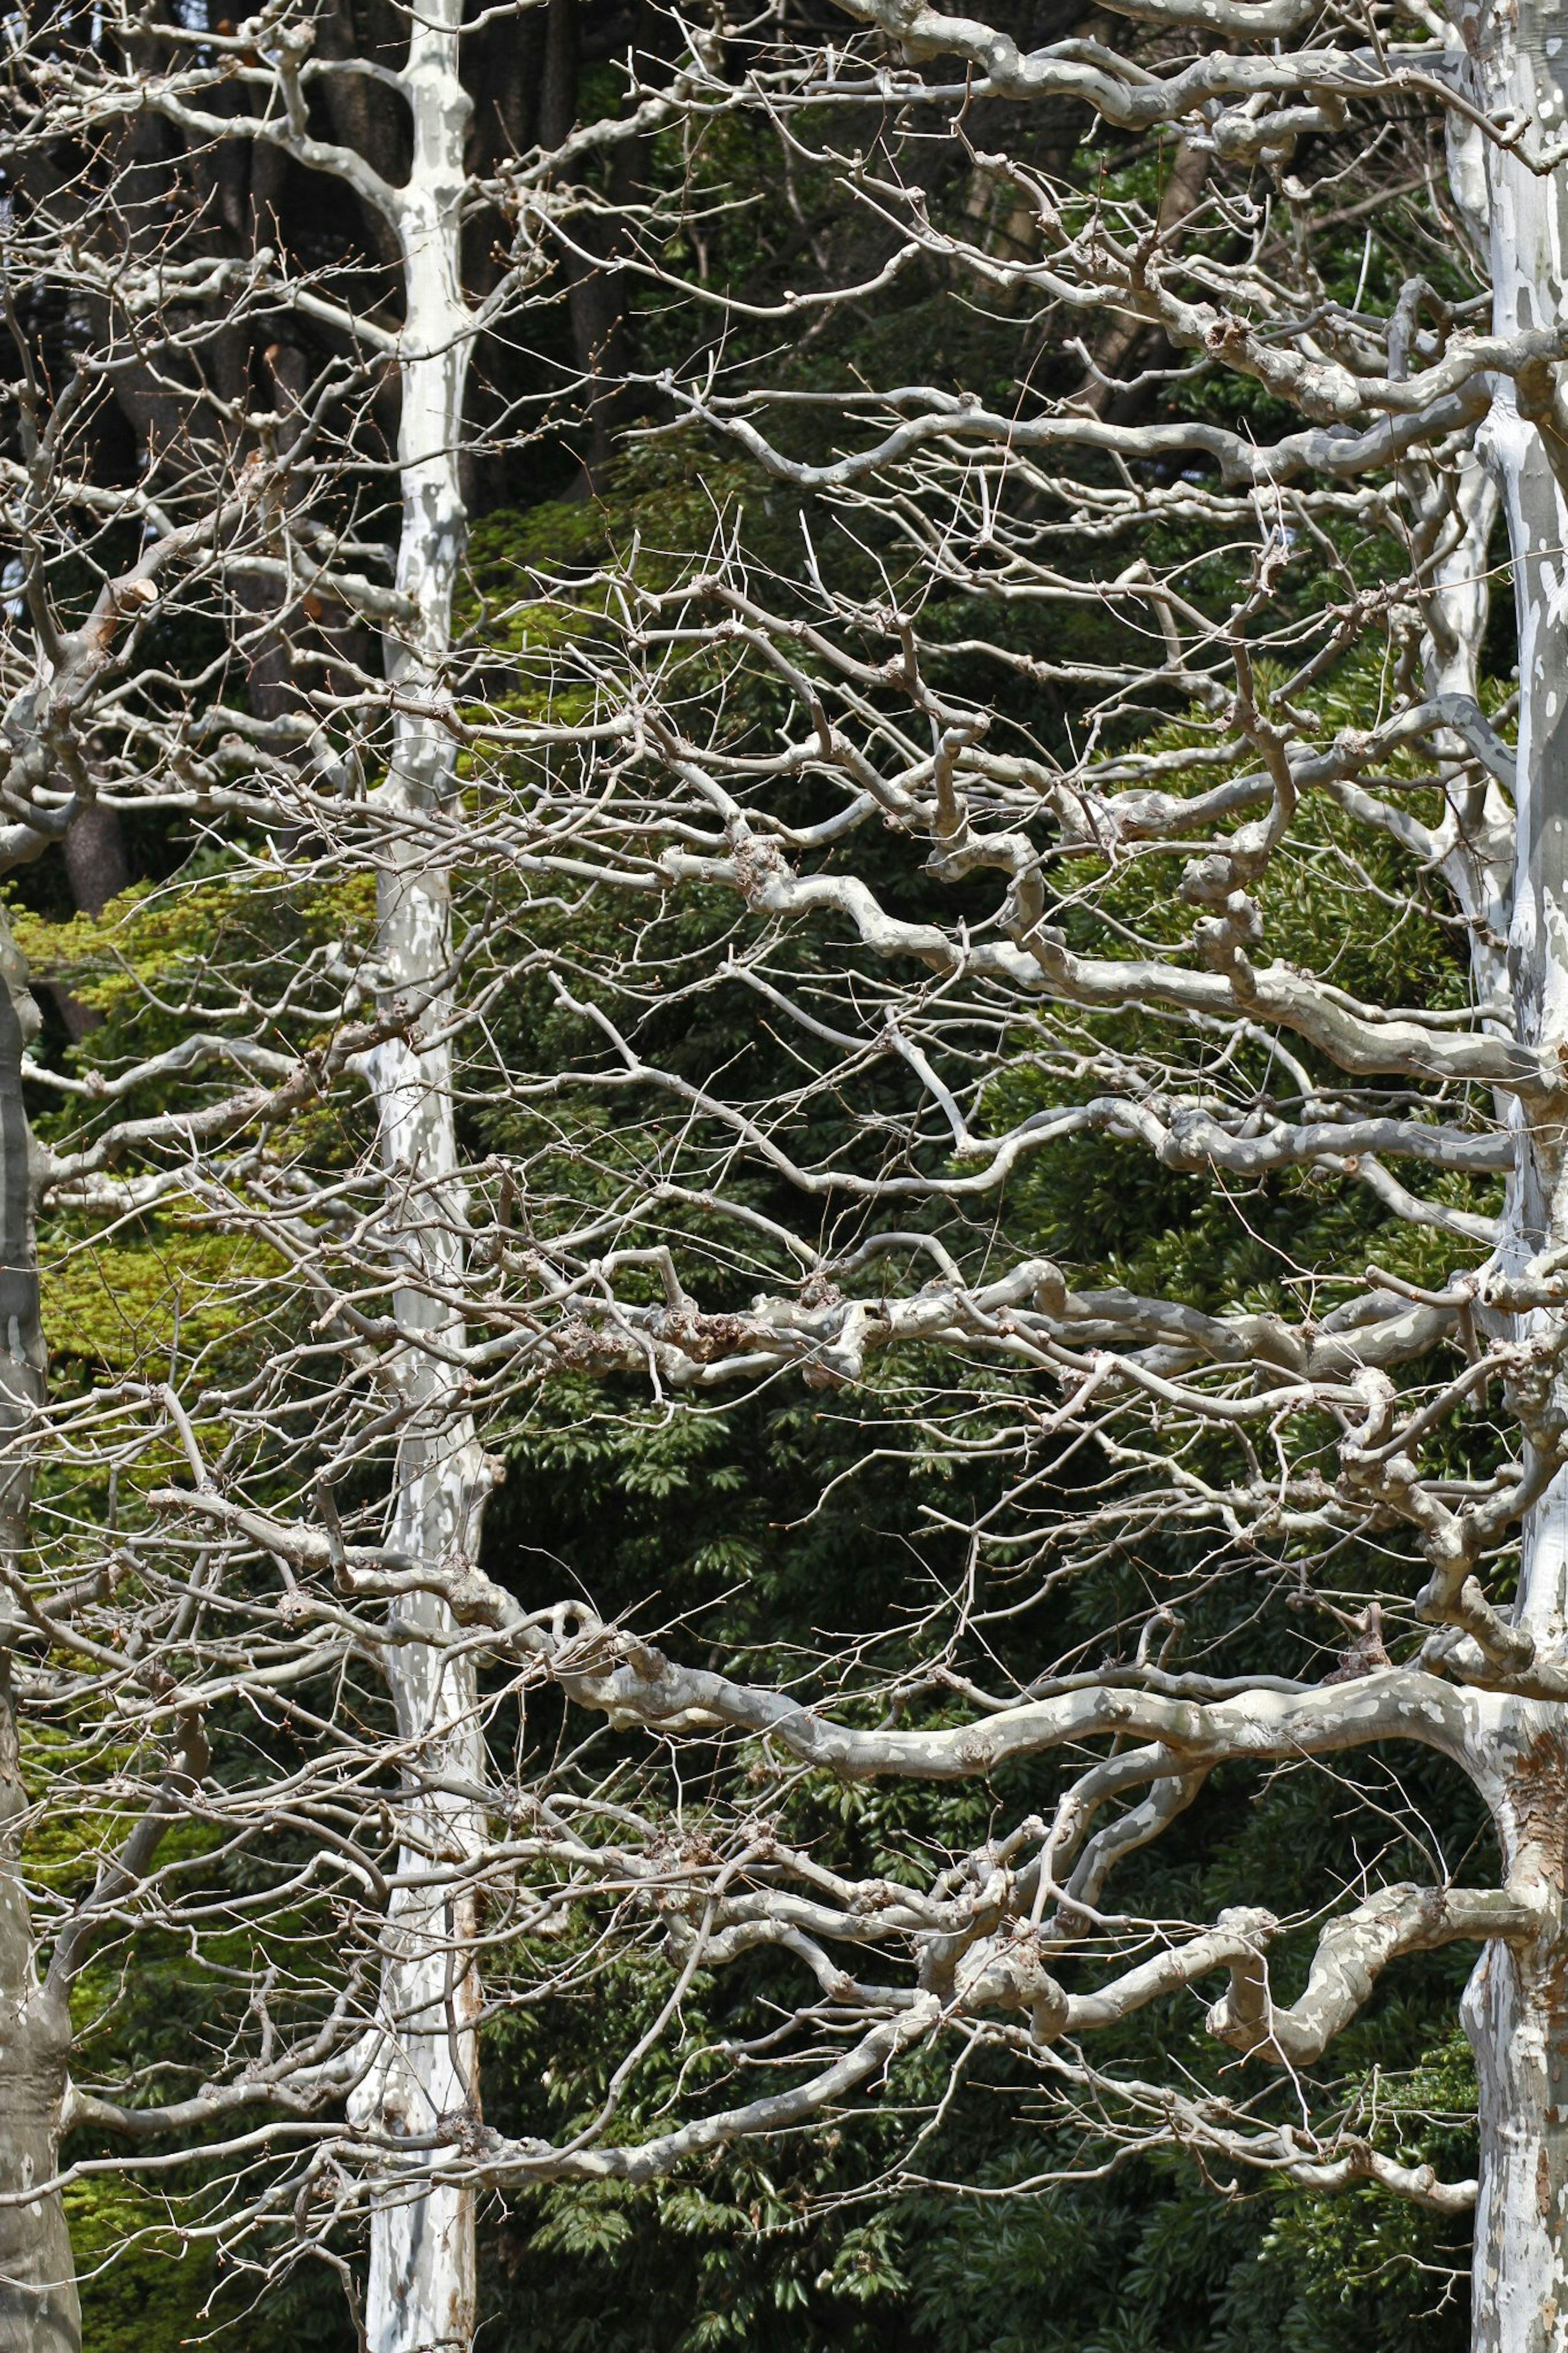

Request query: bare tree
[
  {"left": 0, "top": 2, "right": 701, "bottom": 2347},
  {"left": 308, "top": 9, "right": 1568, "bottom": 2352},
  {"left": 11, "top": 0, "right": 1568, "bottom": 2351}
]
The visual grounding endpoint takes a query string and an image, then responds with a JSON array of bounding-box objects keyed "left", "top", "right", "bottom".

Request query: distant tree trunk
[
  {"left": 62, "top": 808, "right": 127, "bottom": 922},
  {"left": 49, "top": 806, "right": 130, "bottom": 1042},
  {"left": 541, "top": 0, "right": 630, "bottom": 484}
]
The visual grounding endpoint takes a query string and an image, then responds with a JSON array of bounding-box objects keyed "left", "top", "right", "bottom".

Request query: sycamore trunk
[{"left": 346, "top": 13, "right": 486, "bottom": 2351}]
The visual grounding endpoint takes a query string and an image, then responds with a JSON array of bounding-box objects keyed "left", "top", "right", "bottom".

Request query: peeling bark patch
[{"left": 1510, "top": 1729, "right": 1568, "bottom": 1891}]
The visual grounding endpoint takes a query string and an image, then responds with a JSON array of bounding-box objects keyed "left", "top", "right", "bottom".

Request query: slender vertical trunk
[
  {"left": 1458, "top": 5, "right": 1568, "bottom": 2344},
  {"left": 1465, "top": 1702, "right": 1568, "bottom": 2353},
  {"left": 0, "top": 1666, "right": 75, "bottom": 2353},
  {"left": 344, "top": 15, "right": 487, "bottom": 2352},
  {"left": 0, "top": 926, "right": 76, "bottom": 2353}
]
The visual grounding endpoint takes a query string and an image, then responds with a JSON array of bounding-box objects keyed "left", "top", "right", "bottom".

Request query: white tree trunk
[
  {"left": 346, "top": 15, "right": 487, "bottom": 2350},
  {"left": 1461, "top": 6, "right": 1568, "bottom": 2343},
  {"left": 1465, "top": 1704, "right": 1568, "bottom": 2353}
]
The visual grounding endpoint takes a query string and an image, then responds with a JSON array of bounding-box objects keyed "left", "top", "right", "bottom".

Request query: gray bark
[{"left": 0, "top": 926, "right": 75, "bottom": 2353}]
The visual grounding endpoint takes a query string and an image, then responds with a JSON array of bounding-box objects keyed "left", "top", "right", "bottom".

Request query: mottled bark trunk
[
  {"left": 344, "top": 11, "right": 486, "bottom": 2351},
  {"left": 1466, "top": 1708, "right": 1568, "bottom": 2353},
  {"left": 0, "top": 923, "right": 76, "bottom": 2353},
  {"left": 1461, "top": 0, "right": 1568, "bottom": 2341}
]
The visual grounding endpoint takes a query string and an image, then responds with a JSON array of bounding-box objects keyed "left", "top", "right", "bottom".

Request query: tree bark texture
[
  {"left": 1465, "top": 2, "right": 1568, "bottom": 2342},
  {"left": 0, "top": 923, "right": 75, "bottom": 2353},
  {"left": 345, "top": 9, "right": 486, "bottom": 2348}
]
